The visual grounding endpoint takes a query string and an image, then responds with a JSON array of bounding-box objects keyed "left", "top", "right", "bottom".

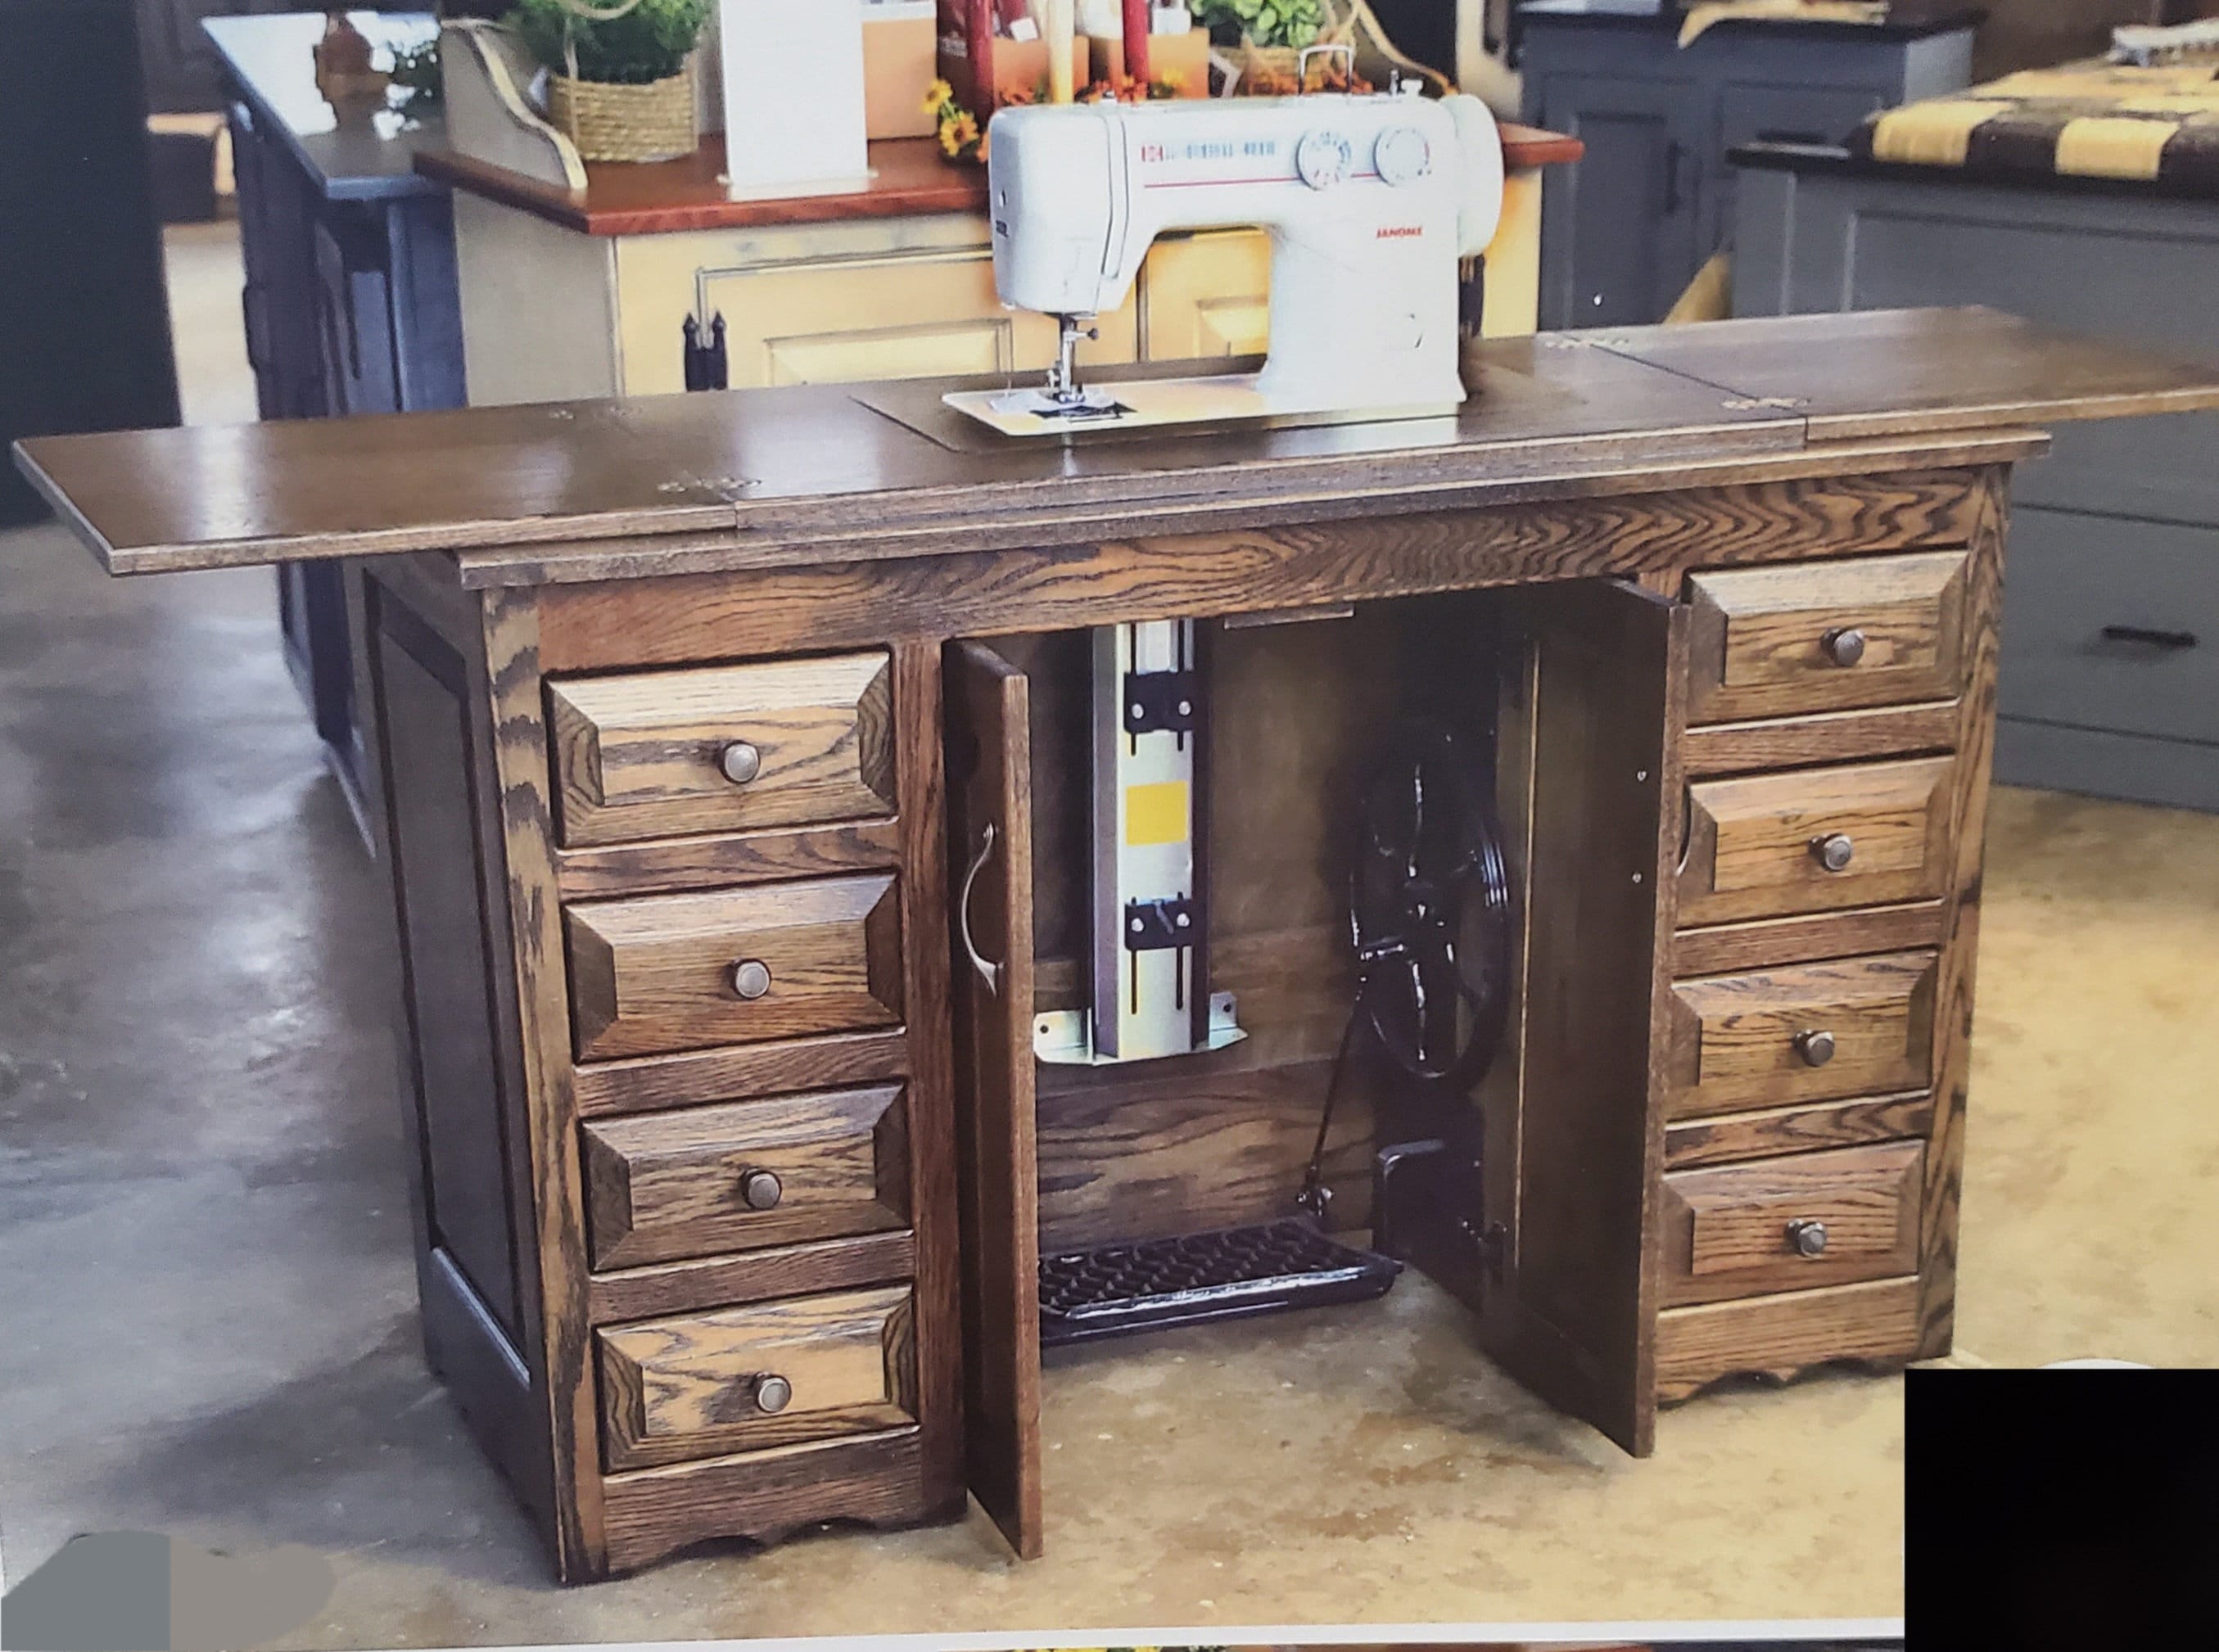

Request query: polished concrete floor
[{"left": 2, "top": 223, "right": 2216, "bottom": 1645}]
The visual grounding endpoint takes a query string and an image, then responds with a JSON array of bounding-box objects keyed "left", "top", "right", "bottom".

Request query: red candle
[
  {"left": 969, "top": 0, "right": 996, "bottom": 110},
  {"left": 1123, "top": 0, "right": 1150, "bottom": 86}
]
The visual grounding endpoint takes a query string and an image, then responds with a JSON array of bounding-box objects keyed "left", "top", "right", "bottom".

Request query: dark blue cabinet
[{"left": 209, "top": 13, "right": 463, "bottom": 843}]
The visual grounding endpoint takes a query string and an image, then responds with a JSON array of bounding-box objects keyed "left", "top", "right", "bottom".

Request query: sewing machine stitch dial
[
  {"left": 1374, "top": 126, "right": 1433, "bottom": 186},
  {"left": 1295, "top": 128, "right": 1356, "bottom": 189}
]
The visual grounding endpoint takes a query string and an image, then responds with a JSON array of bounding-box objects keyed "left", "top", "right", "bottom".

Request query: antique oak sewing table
[{"left": 17, "top": 308, "right": 2219, "bottom": 1582}]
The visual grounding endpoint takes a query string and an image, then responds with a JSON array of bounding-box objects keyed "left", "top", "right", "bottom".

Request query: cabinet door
[
  {"left": 1139, "top": 230, "right": 1272, "bottom": 363},
  {"left": 945, "top": 642, "right": 1043, "bottom": 1560},
  {"left": 1707, "top": 82, "right": 1890, "bottom": 263},
  {"left": 1482, "top": 580, "right": 1686, "bottom": 1456},
  {"left": 1534, "top": 74, "right": 1703, "bottom": 328}
]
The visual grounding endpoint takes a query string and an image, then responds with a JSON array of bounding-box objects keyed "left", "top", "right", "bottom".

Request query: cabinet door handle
[
  {"left": 959, "top": 822, "right": 1003, "bottom": 996},
  {"left": 2099, "top": 625, "right": 2197, "bottom": 651}
]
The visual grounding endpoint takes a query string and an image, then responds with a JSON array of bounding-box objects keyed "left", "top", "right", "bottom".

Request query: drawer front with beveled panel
[
  {"left": 1686, "top": 551, "right": 1969, "bottom": 724},
  {"left": 595, "top": 1284, "right": 916, "bottom": 1470},
  {"left": 1665, "top": 950, "right": 1937, "bottom": 1119},
  {"left": 1660, "top": 1139, "right": 1924, "bottom": 1307},
  {"left": 549, "top": 653, "right": 896, "bottom": 848},
  {"left": 582, "top": 1084, "right": 911, "bottom": 1271},
  {"left": 567, "top": 874, "right": 904, "bottom": 1061},
  {"left": 1679, "top": 756, "right": 1955, "bottom": 928}
]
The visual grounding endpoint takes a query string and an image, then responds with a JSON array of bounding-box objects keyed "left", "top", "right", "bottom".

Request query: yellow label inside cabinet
[{"left": 1124, "top": 782, "right": 1190, "bottom": 847}]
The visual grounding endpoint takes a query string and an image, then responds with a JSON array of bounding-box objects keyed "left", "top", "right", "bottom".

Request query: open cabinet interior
[{"left": 945, "top": 578, "right": 1686, "bottom": 1559}]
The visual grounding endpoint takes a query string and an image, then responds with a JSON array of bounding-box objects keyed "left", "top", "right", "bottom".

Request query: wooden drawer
[
  {"left": 1659, "top": 1140, "right": 1923, "bottom": 1308},
  {"left": 1664, "top": 950, "right": 1937, "bottom": 1120},
  {"left": 1686, "top": 551, "right": 1969, "bottom": 724},
  {"left": 1655, "top": 1276, "right": 1923, "bottom": 1403},
  {"left": 549, "top": 653, "right": 897, "bottom": 848},
  {"left": 567, "top": 874, "right": 904, "bottom": 1062},
  {"left": 582, "top": 1084, "right": 911, "bottom": 1271},
  {"left": 596, "top": 1284, "right": 916, "bottom": 1470},
  {"left": 1679, "top": 756, "right": 1955, "bottom": 928}
]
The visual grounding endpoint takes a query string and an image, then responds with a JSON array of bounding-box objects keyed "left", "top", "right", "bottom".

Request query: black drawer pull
[{"left": 2099, "top": 625, "right": 2197, "bottom": 651}]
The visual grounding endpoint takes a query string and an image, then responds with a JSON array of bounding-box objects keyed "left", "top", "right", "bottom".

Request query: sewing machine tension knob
[
  {"left": 1374, "top": 126, "right": 1432, "bottom": 187},
  {"left": 1296, "top": 129, "right": 1354, "bottom": 190}
]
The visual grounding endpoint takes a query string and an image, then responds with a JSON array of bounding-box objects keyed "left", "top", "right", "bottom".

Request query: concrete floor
[{"left": 2, "top": 223, "right": 2216, "bottom": 1645}]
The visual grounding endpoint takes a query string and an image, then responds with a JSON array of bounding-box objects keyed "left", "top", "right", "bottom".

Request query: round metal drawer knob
[
  {"left": 1821, "top": 626, "right": 1867, "bottom": 668},
  {"left": 1794, "top": 1029, "right": 1837, "bottom": 1067},
  {"left": 719, "top": 741, "right": 762, "bottom": 785},
  {"left": 1810, "top": 833, "right": 1855, "bottom": 873},
  {"left": 754, "top": 1374, "right": 793, "bottom": 1414},
  {"left": 730, "top": 959, "right": 772, "bottom": 1000},
  {"left": 1787, "top": 1218, "right": 1829, "bottom": 1258},
  {"left": 740, "top": 1168, "right": 784, "bottom": 1212}
]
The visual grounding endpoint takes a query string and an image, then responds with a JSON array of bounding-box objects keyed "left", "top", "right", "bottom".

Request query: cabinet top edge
[{"left": 11, "top": 308, "right": 2197, "bottom": 585}]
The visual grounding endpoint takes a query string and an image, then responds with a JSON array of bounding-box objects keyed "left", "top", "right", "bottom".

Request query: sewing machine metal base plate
[{"left": 942, "top": 374, "right": 1466, "bottom": 440}]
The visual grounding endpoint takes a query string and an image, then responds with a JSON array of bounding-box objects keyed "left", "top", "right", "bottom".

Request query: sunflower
[{"left": 922, "top": 77, "right": 954, "bottom": 115}]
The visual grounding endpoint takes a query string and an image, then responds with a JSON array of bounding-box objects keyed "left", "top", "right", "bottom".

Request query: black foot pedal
[{"left": 1038, "top": 1219, "right": 1402, "bottom": 1347}]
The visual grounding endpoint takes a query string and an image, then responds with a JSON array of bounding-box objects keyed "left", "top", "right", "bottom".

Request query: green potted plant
[{"left": 507, "top": 0, "right": 711, "bottom": 162}]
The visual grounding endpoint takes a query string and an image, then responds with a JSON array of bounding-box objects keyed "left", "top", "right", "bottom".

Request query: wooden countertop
[
  {"left": 18, "top": 309, "right": 2219, "bottom": 588},
  {"left": 206, "top": 11, "right": 447, "bottom": 203},
  {"left": 415, "top": 125, "right": 1588, "bottom": 237}
]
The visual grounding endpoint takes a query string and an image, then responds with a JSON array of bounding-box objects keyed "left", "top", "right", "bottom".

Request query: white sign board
[{"left": 720, "top": 0, "right": 871, "bottom": 198}]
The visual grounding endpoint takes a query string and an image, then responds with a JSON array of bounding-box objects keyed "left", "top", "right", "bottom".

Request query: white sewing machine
[{"left": 944, "top": 75, "right": 1506, "bottom": 437}]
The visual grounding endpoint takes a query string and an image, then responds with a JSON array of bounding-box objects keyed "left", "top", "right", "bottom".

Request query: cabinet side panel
[
  {"left": 1916, "top": 467, "right": 2004, "bottom": 1358},
  {"left": 375, "top": 602, "right": 527, "bottom": 1341},
  {"left": 481, "top": 588, "right": 608, "bottom": 1578}
]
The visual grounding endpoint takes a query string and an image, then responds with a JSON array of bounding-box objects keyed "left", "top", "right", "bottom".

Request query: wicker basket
[
  {"left": 1231, "top": 0, "right": 1453, "bottom": 96},
  {"left": 545, "top": 61, "right": 695, "bottom": 163}
]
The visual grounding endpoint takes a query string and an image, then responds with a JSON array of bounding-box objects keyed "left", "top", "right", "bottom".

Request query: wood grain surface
[
  {"left": 1658, "top": 1140, "right": 1924, "bottom": 1307},
  {"left": 26, "top": 311, "right": 2174, "bottom": 583},
  {"left": 944, "top": 641, "right": 1043, "bottom": 1560},
  {"left": 413, "top": 128, "right": 1588, "bottom": 237},
  {"left": 555, "top": 818, "right": 903, "bottom": 902},
  {"left": 531, "top": 468, "right": 1991, "bottom": 670},
  {"left": 598, "top": 1427, "right": 930, "bottom": 1574},
  {"left": 1663, "top": 1090, "right": 1935, "bottom": 1171},
  {"left": 1664, "top": 950, "right": 1938, "bottom": 1120},
  {"left": 587, "top": 1230, "right": 917, "bottom": 1326},
  {"left": 1916, "top": 469, "right": 2006, "bottom": 1360},
  {"left": 1654, "top": 1275, "right": 1923, "bottom": 1403},
  {"left": 1679, "top": 755, "right": 1958, "bottom": 928},
  {"left": 581, "top": 1084, "right": 911, "bottom": 1270},
  {"left": 479, "top": 585, "right": 608, "bottom": 1578},
  {"left": 1671, "top": 899, "right": 1950, "bottom": 977},
  {"left": 566, "top": 874, "right": 905, "bottom": 1060},
  {"left": 571, "top": 1028, "right": 911, "bottom": 1120},
  {"left": 1684, "top": 549, "right": 1969, "bottom": 724},
  {"left": 1682, "top": 699, "right": 1959, "bottom": 777},
  {"left": 595, "top": 1285, "right": 916, "bottom": 1470},
  {"left": 549, "top": 652, "right": 896, "bottom": 846}
]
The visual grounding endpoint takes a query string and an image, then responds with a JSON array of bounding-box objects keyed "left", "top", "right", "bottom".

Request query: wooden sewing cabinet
[{"left": 17, "top": 308, "right": 2217, "bottom": 1582}]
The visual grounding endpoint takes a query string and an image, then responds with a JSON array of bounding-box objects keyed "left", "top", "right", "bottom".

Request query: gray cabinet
[
  {"left": 1520, "top": 3, "right": 1974, "bottom": 328},
  {"left": 1733, "top": 151, "right": 2219, "bottom": 810},
  {"left": 1536, "top": 72, "right": 1705, "bottom": 325}
]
